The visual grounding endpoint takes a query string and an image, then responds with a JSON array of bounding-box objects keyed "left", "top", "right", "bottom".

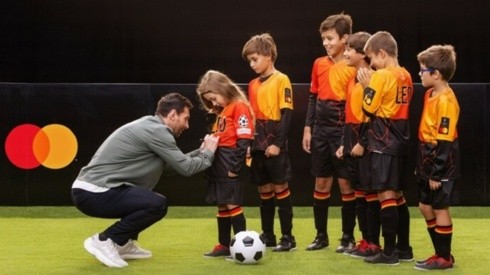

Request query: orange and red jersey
[
  {"left": 248, "top": 71, "right": 293, "bottom": 151},
  {"left": 308, "top": 56, "right": 356, "bottom": 128},
  {"left": 415, "top": 87, "right": 460, "bottom": 181},
  {"left": 362, "top": 66, "right": 413, "bottom": 155},
  {"left": 342, "top": 79, "right": 369, "bottom": 152},
  {"left": 212, "top": 100, "right": 254, "bottom": 147}
]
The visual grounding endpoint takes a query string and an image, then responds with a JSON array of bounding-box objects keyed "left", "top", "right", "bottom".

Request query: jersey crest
[
  {"left": 438, "top": 117, "right": 450, "bottom": 135},
  {"left": 364, "top": 88, "right": 375, "bottom": 106}
]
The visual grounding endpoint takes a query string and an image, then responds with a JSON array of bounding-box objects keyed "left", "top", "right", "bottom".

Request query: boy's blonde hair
[
  {"left": 196, "top": 70, "right": 250, "bottom": 113},
  {"left": 319, "top": 12, "right": 352, "bottom": 36},
  {"left": 364, "top": 31, "right": 398, "bottom": 57},
  {"left": 241, "top": 33, "right": 277, "bottom": 62},
  {"left": 417, "top": 45, "right": 457, "bottom": 82}
]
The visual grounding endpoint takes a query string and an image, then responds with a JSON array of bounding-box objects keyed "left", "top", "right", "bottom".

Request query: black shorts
[
  {"left": 370, "top": 153, "right": 408, "bottom": 192},
  {"left": 311, "top": 126, "right": 351, "bottom": 179},
  {"left": 417, "top": 178, "right": 454, "bottom": 209},
  {"left": 206, "top": 177, "right": 244, "bottom": 205},
  {"left": 349, "top": 154, "right": 371, "bottom": 191},
  {"left": 250, "top": 150, "right": 292, "bottom": 186}
]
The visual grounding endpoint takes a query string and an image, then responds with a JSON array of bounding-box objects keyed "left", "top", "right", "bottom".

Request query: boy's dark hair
[
  {"left": 155, "top": 93, "right": 193, "bottom": 116},
  {"left": 347, "top": 32, "right": 371, "bottom": 54},
  {"left": 417, "top": 45, "right": 457, "bottom": 82},
  {"left": 364, "top": 31, "right": 398, "bottom": 57},
  {"left": 242, "top": 33, "right": 278, "bottom": 62},
  {"left": 319, "top": 12, "right": 352, "bottom": 36}
]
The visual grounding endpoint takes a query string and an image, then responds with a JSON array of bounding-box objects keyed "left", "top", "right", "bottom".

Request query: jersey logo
[
  {"left": 363, "top": 88, "right": 375, "bottom": 106},
  {"left": 438, "top": 117, "right": 450, "bottom": 134},
  {"left": 237, "top": 115, "right": 249, "bottom": 128},
  {"left": 217, "top": 117, "right": 226, "bottom": 132},
  {"left": 285, "top": 88, "right": 292, "bottom": 103}
]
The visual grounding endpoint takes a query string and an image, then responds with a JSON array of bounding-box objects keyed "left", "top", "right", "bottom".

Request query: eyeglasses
[{"left": 419, "top": 68, "right": 434, "bottom": 74}]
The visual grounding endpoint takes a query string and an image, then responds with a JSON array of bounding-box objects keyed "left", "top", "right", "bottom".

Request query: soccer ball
[{"left": 230, "top": 230, "right": 266, "bottom": 264}]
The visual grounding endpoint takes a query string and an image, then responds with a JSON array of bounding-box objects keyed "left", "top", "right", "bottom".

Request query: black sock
[
  {"left": 341, "top": 192, "right": 357, "bottom": 238},
  {"left": 217, "top": 210, "right": 231, "bottom": 247},
  {"left": 98, "top": 232, "right": 108, "bottom": 241},
  {"left": 366, "top": 192, "right": 381, "bottom": 245},
  {"left": 276, "top": 188, "right": 293, "bottom": 236},
  {"left": 230, "top": 206, "right": 246, "bottom": 234},
  {"left": 396, "top": 196, "right": 410, "bottom": 250},
  {"left": 380, "top": 199, "right": 398, "bottom": 255},
  {"left": 313, "top": 190, "right": 330, "bottom": 235},
  {"left": 435, "top": 224, "right": 453, "bottom": 260},
  {"left": 425, "top": 218, "right": 437, "bottom": 252},
  {"left": 259, "top": 192, "right": 275, "bottom": 235},
  {"left": 355, "top": 191, "right": 368, "bottom": 240}
]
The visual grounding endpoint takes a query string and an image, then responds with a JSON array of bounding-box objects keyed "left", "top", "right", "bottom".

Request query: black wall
[
  {"left": 0, "top": 83, "right": 488, "bottom": 206},
  {"left": 1, "top": 0, "right": 489, "bottom": 84}
]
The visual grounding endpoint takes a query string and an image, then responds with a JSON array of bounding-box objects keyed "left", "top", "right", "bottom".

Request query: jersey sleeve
[
  {"left": 362, "top": 71, "right": 385, "bottom": 115},
  {"left": 310, "top": 58, "right": 319, "bottom": 94},
  {"left": 435, "top": 95, "right": 459, "bottom": 142},
  {"left": 233, "top": 102, "right": 254, "bottom": 139},
  {"left": 278, "top": 75, "right": 294, "bottom": 110}
]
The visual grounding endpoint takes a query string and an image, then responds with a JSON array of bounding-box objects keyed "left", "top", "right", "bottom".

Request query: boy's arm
[
  {"left": 272, "top": 108, "right": 293, "bottom": 148},
  {"left": 305, "top": 93, "right": 317, "bottom": 127},
  {"left": 229, "top": 138, "right": 252, "bottom": 175},
  {"left": 362, "top": 87, "right": 377, "bottom": 118},
  {"left": 430, "top": 140, "right": 454, "bottom": 181}
]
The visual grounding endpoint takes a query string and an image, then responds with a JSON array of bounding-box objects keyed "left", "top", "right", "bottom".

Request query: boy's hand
[
  {"left": 357, "top": 67, "right": 373, "bottom": 88},
  {"left": 302, "top": 126, "right": 312, "bottom": 153},
  {"left": 351, "top": 143, "right": 365, "bottom": 157},
  {"left": 335, "top": 146, "right": 344, "bottom": 159},
  {"left": 265, "top": 144, "right": 280, "bottom": 158},
  {"left": 429, "top": 179, "right": 442, "bottom": 190}
]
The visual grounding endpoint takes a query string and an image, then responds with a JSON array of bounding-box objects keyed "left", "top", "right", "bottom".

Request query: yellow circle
[{"left": 40, "top": 124, "right": 78, "bottom": 169}]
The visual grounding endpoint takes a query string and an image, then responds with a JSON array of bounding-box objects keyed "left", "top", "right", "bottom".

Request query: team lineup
[{"left": 71, "top": 12, "right": 460, "bottom": 271}]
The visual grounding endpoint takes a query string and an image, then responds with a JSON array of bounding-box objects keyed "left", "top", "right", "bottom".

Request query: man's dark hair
[{"left": 155, "top": 93, "right": 193, "bottom": 116}]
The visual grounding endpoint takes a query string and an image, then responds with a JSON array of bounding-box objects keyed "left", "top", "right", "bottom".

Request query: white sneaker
[
  {"left": 84, "top": 234, "right": 128, "bottom": 268},
  {"left": 117, "top": 240, "right": 152, "bottom": 260}
]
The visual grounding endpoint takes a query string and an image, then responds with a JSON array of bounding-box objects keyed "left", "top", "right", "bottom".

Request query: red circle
[{"left": 5, "top": 124, "right": 42, "bottom": 169}]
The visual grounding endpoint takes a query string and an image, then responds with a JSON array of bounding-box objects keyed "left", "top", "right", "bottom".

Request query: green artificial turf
[{"left": 0, "top": 206, "right": 488, "bottom": 274}]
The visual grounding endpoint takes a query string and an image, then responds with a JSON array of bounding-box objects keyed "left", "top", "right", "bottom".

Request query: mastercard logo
[{"left": 5, "top": 124, "right": 78, "bottom": 170}]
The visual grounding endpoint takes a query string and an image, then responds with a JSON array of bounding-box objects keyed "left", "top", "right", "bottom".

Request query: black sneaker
[
  {"left": 203, "top": 244, "right": 230, "bottom": 257},
  {"left": 272, "top": 235, "right": 297, "bottom": 252},
  {"left": 259, "top": 233, "right": 277, "bottom": 247},
  {"left": 396, "top": 246, "right": 414, "bottom": 262},
  {"left": 335, "top": 234, "right": 355, "bottom": 253},
  {"left": 364, "top": 251, "right": 399, "bottom": 265},
  {"left": 306, "top": 233, "right": 329, "bottom": 251}
]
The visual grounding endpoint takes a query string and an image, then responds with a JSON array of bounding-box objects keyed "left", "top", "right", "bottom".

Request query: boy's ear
[
  {"left": 341, "top": 34, "right": 349, "bottom": 44},
  {"left": 378, "top": 49, "right": 387, "bottom": 58}
]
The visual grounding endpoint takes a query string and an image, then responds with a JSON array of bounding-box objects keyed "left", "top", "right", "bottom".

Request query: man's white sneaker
[
  {"left": 84, "top": 234, "right": 128, "bottom": 268},
  {"left": 117, "top": 240, "right": 152, "bottom": 260}
]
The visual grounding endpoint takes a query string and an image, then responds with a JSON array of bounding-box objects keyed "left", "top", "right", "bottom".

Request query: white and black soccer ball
[
  {"left": 230, "top": 230, "right": 266, "bottom": 264},
  {"left": 237, "top": 115, "right": 249, "bottom": 128}
]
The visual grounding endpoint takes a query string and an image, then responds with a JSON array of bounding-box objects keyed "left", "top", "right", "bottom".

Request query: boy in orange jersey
[
  {"left": 413, "top": 45, "right": 459, "bottom": 271},
  {"left": 242, "top": 33, "right": 296, "bottom": 252},
  {"left": 302, "top": 13, "right": 357, "bottom": 252},
  {"left": 357, "top": 31, "right": 413, "bottom": 265},
  {"left": 197, "top": 70, "right": 255, "bottom": 258},
  {"left": 335, "top": 31, "right": 383, "bottom": 259}
]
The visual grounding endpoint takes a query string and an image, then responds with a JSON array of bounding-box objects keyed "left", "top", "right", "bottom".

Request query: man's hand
[{"left": 201, "top": 134, "right": 219, "bottom": 153}]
